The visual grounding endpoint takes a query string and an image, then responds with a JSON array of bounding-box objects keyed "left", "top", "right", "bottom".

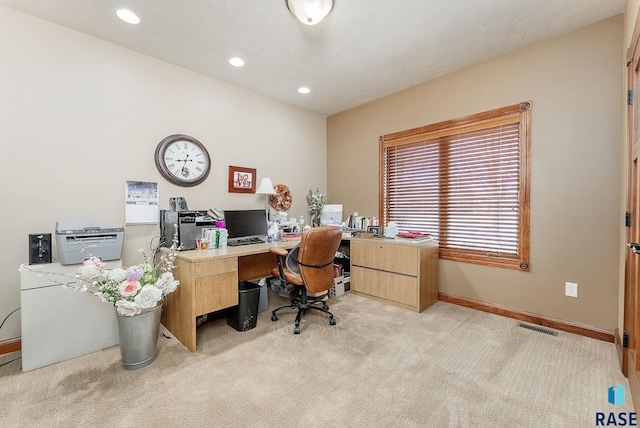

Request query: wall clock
[
  {"left": 154, "top": 134, "right": 211, "bottom": 187},
  {"left": 269, "top": 184, "right": 292, "bottom": 211}
]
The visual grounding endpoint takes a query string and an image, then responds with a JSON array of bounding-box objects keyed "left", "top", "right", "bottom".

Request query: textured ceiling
[{"left": 0, "top": 0, "right": 626, "bottom": 116}]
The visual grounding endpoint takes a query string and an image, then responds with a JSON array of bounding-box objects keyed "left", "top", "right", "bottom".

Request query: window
[{"left": 380, "top": 102, "right": 531, "bottom": 271}]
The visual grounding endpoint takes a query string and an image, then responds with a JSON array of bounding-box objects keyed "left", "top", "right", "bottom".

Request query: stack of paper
[{"left": 394, "top": 231, "right": 432, "bottom": 241}]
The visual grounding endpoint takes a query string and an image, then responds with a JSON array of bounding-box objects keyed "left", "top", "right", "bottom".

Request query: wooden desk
[{"left": 161, "top": 240, "right": 299, "bottom": 352}]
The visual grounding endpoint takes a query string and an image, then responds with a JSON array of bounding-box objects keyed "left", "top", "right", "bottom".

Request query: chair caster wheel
[
  {"left": 294, "top": 326, "right": 300, "bottom": 334},
  {"left": 271, "top": 314, "right": 278, "bottom": 322},
  {"left": 329, "top": 318, "right": 336, "bottom": 326}
]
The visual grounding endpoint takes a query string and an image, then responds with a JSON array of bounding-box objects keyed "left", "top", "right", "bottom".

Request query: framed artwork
[
  {"left": 367, "top": 226, "right": 382, "bottom": 237},
  {"left": 228, "top": 165, "right": 256, "bottom": 194}
]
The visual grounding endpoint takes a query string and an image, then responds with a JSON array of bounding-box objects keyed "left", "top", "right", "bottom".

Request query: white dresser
[{"left": 20, "top": 261, "right": 120, "bottom": 372}]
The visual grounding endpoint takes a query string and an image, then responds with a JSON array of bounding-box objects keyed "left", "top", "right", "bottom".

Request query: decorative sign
[{"left": 228, "top": 166, "right": 256, "bottom": 194}]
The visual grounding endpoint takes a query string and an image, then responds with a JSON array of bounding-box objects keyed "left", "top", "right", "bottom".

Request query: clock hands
[{"left": 176, "top": 153, "right": 194, "bottom": 178}]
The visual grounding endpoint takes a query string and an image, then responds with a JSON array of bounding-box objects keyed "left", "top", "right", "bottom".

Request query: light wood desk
[{"left": 162, "top": 240, "right": 299, "bottom": 352}]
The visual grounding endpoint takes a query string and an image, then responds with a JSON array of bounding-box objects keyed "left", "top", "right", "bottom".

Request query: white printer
[{"left": 55, "top": 221, "right": 125, "bottom": 265}]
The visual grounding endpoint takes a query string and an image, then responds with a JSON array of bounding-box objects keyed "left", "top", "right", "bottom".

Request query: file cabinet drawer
[
  {"left": 194, "top": 257, "right": 237, "bottom": 278},
  {"left": 195, "top": 271, "right": 239, "bottom": 315}
]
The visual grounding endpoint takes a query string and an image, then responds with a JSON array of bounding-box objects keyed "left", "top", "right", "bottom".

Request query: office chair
[{"left": 269, "top": 225, "right": 342, "bottom": 334}]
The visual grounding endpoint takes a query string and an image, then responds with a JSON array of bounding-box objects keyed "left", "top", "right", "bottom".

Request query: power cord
[
  {"left": 0, "top": 356, "right": 20, "bottom": 367},
  {"left": 0, "top": 308, "right": 19, "bottom": 331},
  {"left": 0, "top": 308, "right": 22, "bottom": 367}
]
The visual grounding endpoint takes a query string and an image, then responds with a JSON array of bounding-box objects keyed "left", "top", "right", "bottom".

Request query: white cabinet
[{"left": 20, "top": 262, "right": 120, "bottom": 371}]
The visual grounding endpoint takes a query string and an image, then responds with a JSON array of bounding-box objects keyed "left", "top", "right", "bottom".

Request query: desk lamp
[{"left": 256, "top": 178, "right": 276, "bottom": 220}]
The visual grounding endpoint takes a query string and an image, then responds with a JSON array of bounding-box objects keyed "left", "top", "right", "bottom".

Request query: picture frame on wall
[{"left": 228, "top": 165, "right": 257, "bottom": 194}]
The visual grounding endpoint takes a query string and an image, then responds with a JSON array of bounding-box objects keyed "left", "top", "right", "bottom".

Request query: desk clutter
[
  {"left": 159, "top": 209, "right": 217, "bottom": 250},
  {"left": 159, "top": 205, "right": 273, "bottom": 250},
  {"left": 346, "top": 212, "right": 378, "bottom": 230},
  {"left": 332, "top": 263, "right": 350, "bottom": 297}
]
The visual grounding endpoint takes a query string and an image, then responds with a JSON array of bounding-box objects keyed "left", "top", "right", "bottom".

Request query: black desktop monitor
[{"left": 224, "top": 209, "right": 268, "bottom": 240}]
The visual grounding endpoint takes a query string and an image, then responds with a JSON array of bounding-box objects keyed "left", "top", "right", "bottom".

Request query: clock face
[{"left": 155, "top": 135, "right": 211, "bottom": 187}]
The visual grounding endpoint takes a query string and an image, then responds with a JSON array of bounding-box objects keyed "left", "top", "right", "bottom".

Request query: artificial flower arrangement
[
  {"left": 306, "top": 187, "right": 327, "bottom": 227},
  {"left": 20, "top": 225, "right": 181, "bottom": 317}
]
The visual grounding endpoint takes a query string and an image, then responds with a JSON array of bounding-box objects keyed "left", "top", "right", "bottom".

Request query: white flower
[
  {"left": 94, "top": 291, "right": 109, "bottom": 303},
  {"left": 107, "top": 268, "right": 126, "bottom": 283},
  {"left": 77, "top": 264, "right": 101, "bottom": 280},
  {"left": 135, "top": 285, "right": 162, "bottom": 309},
  {"left": 115, "top": 300, "right": 141, "bottom": 316},
  {"left": 155, "top": 272, "right": 179, "bottom": 295}
]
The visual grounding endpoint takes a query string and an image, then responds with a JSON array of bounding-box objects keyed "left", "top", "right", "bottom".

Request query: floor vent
[{"left": 517, "top": 322, "right": 558, "bottom": 336}]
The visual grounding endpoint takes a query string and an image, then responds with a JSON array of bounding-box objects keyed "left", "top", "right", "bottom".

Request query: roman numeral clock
[{"left": 154, "top": 134, "right": 211, "bottom": 187}]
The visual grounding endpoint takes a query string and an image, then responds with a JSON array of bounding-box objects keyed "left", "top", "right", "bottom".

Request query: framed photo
[
  {"left": 367, "top": 226, "right": 382, "bottom": 237},
  {"left": 228, "top": 166, "right": 256, "bottom": 194}
]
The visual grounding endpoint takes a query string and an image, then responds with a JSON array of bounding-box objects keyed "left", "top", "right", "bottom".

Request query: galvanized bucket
[{"left": 116, "top": 304, "right": 162, "bottom": 370}]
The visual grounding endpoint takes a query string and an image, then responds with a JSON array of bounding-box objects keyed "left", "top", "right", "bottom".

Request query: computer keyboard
[{"left": 227, "top": 237, "right": 265, "bottom": 247}]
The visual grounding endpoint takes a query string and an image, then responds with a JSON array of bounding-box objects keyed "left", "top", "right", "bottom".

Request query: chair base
[{"left": 271, "top": 285, "right": 336, "bottom": 334}]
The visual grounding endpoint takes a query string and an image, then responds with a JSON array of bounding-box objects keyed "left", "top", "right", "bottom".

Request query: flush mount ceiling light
[
  {"left": 298, "top": 87, "right": 311, "bottom": 94},
  {"left": 285, "top": 0, "right": 334, "bottom": 25},
  {"left": 116, "top": 9, "right": 140, "bottom": 24}
]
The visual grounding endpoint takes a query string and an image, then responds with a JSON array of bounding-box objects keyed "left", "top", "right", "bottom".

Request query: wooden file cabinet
[
  {"left": 349, "top": 237, "right": 438, "bottom": 312},
  {"left": 161, "top": 255, "right": 239, "bottom": 352}
]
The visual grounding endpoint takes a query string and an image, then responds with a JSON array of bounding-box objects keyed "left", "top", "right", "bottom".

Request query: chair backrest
[
  {"left": 285, "top": 246, "right": 301, "bottom": 275},
  {"left": 296, "top": 226, "right": 343, "bottom": 293}
]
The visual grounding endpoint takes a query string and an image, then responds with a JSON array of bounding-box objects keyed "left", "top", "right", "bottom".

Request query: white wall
[{"left": 0, "top": 6, "right": 327, "bottom": 343}]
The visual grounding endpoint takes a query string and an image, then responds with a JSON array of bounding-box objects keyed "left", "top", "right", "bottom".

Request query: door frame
[{"left": 622, "top": 5, "right": 640, "bottom": 410}]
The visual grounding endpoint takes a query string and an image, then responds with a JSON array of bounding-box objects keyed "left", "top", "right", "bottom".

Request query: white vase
[{"left": 116, "top": 304, "right": 162, "bottom": 370}]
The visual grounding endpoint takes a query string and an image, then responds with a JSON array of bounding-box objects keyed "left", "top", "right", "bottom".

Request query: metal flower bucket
[{"left": 116, "top": 304, "right": 162, "bottom": 370}]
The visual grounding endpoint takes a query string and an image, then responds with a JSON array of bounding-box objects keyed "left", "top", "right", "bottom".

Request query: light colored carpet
[{"left": 0, "top": 292, "right": 634, "bottom": 427}]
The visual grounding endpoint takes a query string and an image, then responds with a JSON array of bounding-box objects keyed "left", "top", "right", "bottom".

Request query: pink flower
[
  {"left": 82, "top": 256, "right": 106, "bottom": 268},
  {"left": 118, "top": 280, "right": 141, "bottom": 297}
]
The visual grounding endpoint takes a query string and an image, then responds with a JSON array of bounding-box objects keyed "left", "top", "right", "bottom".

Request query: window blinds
[{"left": 381, "top": 102, "right": 530, "bottom": 270}]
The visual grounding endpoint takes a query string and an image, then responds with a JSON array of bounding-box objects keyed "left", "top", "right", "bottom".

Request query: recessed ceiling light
[
  {"left": 229, "top": 57, "right": 245, "bottom": 67},
  {"left": 298, "top": 87, "right": 311, "bottom": 94},
  {"left": 116, "top": 9, "right": 140, "bottom": 25}
]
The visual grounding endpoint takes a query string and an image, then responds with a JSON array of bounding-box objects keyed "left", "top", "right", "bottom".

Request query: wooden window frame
[{"left": 379, "top": 102, "right": 531, "bottom": 271}]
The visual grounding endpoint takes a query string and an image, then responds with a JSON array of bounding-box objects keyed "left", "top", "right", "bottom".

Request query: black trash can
[{"left": 227, "top": 281, "right": 261, "bottom": 331}]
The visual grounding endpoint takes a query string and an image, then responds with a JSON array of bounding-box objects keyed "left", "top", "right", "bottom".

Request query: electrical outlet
[{"left": 565, "top": 282, "right": 578, "bottom": 298}]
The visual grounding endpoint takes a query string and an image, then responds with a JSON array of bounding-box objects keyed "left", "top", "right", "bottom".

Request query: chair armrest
[{"left": 270, "top": 247, "right": 288, "bottom": 257}]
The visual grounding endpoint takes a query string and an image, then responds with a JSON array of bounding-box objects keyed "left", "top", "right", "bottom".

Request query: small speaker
[
  {"left": 29, "top": 233, "right": 52, "bottom": 265},
  {"left": 169, "top": 197, "right": 188, "bottom": 212}
]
